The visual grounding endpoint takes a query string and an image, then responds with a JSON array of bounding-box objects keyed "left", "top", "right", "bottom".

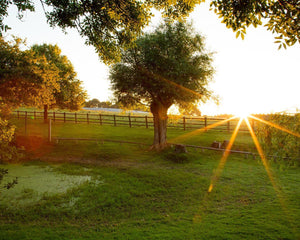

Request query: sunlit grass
[
  {"left": 1, "top": 149, "right": 299, "bottom": 239},
  {"left": 244, "top": 118, "right": 298, "bottom": 236},
  {"left": 207, "top": 118, "right": 243, "bottom": 193},
  {"left": 192, "top": 113, "right": 300, "bottom": 238}
]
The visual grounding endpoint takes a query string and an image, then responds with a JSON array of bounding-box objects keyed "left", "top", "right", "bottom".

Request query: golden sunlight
[
  {"left": 249, "top": 115, "right": 300, "bottom": 138},
  {"left": 244, "top": 118, "right": 295, "bottom": 229},
  {"left": 233, "top": 108, "right": 252, "bottom": 120},
  {"left": 207, "top": 118, "right": 243, "bottom": 193}
]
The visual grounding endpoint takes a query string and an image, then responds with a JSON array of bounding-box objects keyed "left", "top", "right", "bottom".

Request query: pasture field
[{"left": 0, "top": 120, "right": 299, "bottom": 239}]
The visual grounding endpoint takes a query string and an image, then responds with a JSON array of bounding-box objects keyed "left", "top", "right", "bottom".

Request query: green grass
[{"left": 0, "top": 120, "right": 299, "bottom": 239}]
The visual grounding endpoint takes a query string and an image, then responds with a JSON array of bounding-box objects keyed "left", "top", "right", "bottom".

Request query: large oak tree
[{"left": 110, "top": 21, "right": 214, "bottom": 150}]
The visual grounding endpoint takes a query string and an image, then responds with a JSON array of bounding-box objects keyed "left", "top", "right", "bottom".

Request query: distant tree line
[
  {"left": 84, "top": 99, "right": 119, "bottom": 109},
  {"left": 84, "top": 98, "right": 150, "bottom": 112}
]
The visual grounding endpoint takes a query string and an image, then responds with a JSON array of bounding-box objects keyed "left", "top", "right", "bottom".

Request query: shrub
[
  {"left": 255, "top": 113, "right": 300, "bottom": 166},
  {"left": 0, "top": 116, "right": 19, "bottom": 162}
]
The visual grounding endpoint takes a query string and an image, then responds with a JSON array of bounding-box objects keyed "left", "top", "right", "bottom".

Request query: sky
[{"left": 3, "top": 1, "right": 300, "bottom": 116}]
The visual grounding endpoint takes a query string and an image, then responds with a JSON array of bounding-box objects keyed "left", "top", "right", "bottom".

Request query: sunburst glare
[{"left": 233, "top": 108, "right": 252, "bottom": 120}]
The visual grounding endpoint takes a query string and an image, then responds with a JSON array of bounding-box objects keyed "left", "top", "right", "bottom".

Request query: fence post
[
  {"left": 128, "top": 115, "right": 132, "bottom": 128},
  {"left": 75, "top": 112, "right": 77, "bottom": 123},
  {"left": 53, "top": 112, "right": 55, "bottom": 122},
  {"left": 48, "top": 119, "right": 52, "bottom": 142},
  {"left": 87, "top": 113, "right": 89, "bottom": 124},
  {"left": 25, "top": 111, "right": 28, "bottom": 136},
  {"left": 114, "top": 115, "right": 116, "bottom": 126},
  {"left": 64, "top": 112, "right": 66, "bottom": 123},
  {"left": 99, "top": 114, "right": 102, "bottom": 125},
  {"left": 145, "top": 116, "right": 148, "bottom": 128},
  {"left": 183, "top": 116, "right": 186, "bottom": 131},
  {"left": 227, "top": 120, "right": 230, "bottom": 132},
  {"left": 204, "top": 116, "right": 207, "bottom": 131}
]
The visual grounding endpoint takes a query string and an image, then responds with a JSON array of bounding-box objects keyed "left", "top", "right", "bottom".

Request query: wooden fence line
[
  {"left": 12, "top": 110, "right": 253, "bottom": 132},
  {"left": 53, "top": 137, "right": 259, "bottom": 158},
  {"left": 54, "top": 137, "right": 300, "bottom": 161}
]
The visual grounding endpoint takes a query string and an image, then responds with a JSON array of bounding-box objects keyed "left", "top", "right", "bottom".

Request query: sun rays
[
  {"left": 169, "top": 116, "right": 236, "bottom": 143},
  {"left": 145, "top": 71, "right": 299, "bottom": 230},
  {"left": 207, "top": 118, "right": 243, "bottom": 193},
  {"left": 190, "top": 113, "right": 299, "bottom": 194},
  {"left": 184, "top": 112, "right": 299, "bottom": 233},
  {"left": 249, "top": 115, "right": 300, "bottom": 138}
]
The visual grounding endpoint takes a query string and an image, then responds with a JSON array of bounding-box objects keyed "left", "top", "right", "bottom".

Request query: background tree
[
  {"left": 0, "top": 38, "right": 87, "bottom": 120},
  {"left": 30, "top": 44, "right": 87, "bottom": 121},
  {"left": 179, "top": 103, "right": 202, "bottom": 116},
  {"left": 110, "top": 21, "right": 214, "bottom": 149},
  {"left": 85, "top": 98, "right": 101, "bottom": 108},
  {"left": 0, "top": 37, "right": 60, "bottom": 116}
]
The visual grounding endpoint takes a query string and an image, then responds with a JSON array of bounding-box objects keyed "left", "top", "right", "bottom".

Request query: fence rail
[{"left": 12, "top": 110, "right": 254, "bottom": 132}]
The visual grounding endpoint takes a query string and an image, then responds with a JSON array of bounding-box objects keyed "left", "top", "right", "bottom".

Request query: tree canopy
[
  {"left": 31, "top": 44, "right": 87, "bottom": 111},
  {"left": 85, "top": 98, "right": 102, "bottom": 108},
  {"left": 1, "top": 1, "right": 298, "bottom": 63},
  {"left": 110, "top": 21, "right": 214, "bottom": 149},
  {"left": 0, "top": 37, "right": 60, "bottom": 115},
  {"left": 0, "top": 0, "right": 200, "bottom": 64},
  {"left": 210, "top": 0, "right": 300, "bottom": 49}
]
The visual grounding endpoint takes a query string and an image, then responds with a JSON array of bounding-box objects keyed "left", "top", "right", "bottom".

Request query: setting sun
[
  {"left": 229, "top": 102, "right": 252, "bottom": 119},
  {"left": 234, "top": 110, "right": 251, "bottom": 120}
]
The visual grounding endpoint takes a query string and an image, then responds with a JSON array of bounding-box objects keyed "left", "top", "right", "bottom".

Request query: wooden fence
[{"left": 12, "top": 110, "right": 254, "bottom": 132}]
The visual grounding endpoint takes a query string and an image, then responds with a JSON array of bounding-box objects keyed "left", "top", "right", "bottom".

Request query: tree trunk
[
  {"left": 44, "top": 105, "right": 48, "bottom": 123},
  {"left": 150, "top": 102, "right": 169, "bottom": 150}
]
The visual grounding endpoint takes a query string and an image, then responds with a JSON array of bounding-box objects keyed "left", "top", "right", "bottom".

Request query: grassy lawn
[{"left": 0, "top": 120, "right": 299, "bottom": 239}]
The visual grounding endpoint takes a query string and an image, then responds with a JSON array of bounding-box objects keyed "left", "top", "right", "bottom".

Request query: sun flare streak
[
  {"left": 170, "top": 117, "right": 237, "bottom": 143},
  {"left": 244, "top": 118, "right": 276, "bottom": 186},
  {"left": 194, "top": 118, "right": 243, "bottom": 223},
  {"left": 244, "top": 118, "right": 296, "bottom": 233},
  {"left": 207, "top": 118, "right": 243, "bottom": 193}
]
